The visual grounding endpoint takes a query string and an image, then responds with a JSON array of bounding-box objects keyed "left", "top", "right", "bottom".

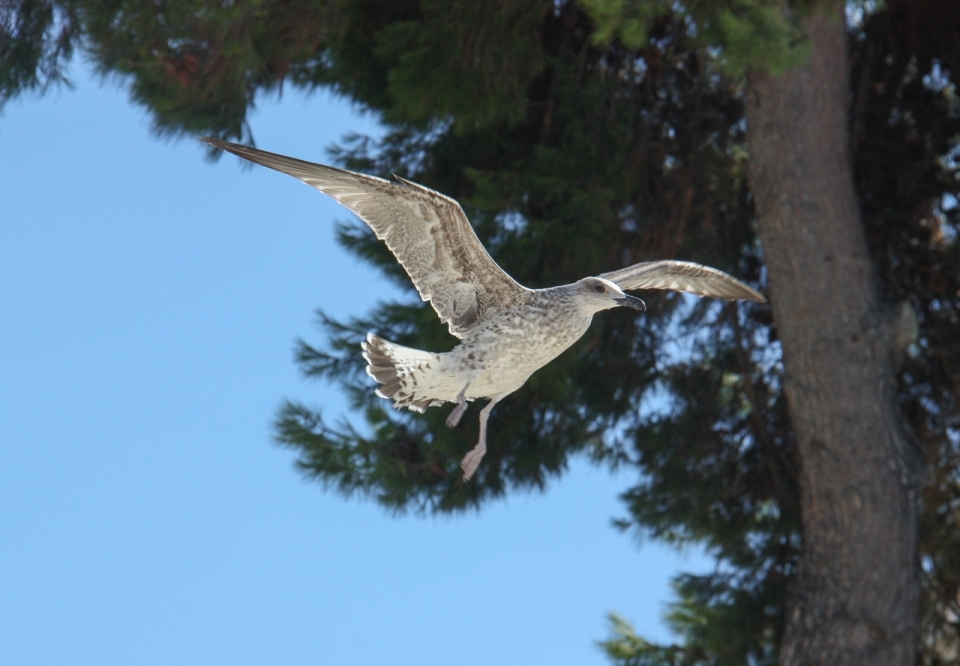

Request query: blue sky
[{"left": 0, "top": 64, "right": 707, "bottom": 666}]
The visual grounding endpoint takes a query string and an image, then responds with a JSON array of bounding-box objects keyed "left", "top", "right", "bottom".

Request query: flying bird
[{"left": 202, "top": 138, "right": 766, "bottom": 481}]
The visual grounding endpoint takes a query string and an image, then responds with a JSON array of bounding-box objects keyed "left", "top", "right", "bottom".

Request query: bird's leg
[
  {"left": 445, "top": 383, "right": 471, "bottom": 429},
  {"left": 460, "top": 396, "right": 502, "bottom": 481}
]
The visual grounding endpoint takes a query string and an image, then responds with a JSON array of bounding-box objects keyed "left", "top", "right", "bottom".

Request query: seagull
[{"left": 202, "top": 138, "right": 766, "bottom": 481}]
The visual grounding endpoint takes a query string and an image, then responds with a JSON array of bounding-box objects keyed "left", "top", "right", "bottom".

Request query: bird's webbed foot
[{"left": 460, "top": 444, "right": 486, "bottom": 481}]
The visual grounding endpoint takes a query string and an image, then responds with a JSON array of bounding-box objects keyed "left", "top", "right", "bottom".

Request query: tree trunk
[{"left": 745, "top": 7, "right": 921, "bottom": 666}]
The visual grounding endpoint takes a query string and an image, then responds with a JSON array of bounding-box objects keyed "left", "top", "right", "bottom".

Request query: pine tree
[{"left": 5, "top": 1, "right": 960, "bottom": 663}]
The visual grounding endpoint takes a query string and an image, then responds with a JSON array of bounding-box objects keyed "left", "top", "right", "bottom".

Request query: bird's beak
[{"left": 615, "top": 294, "right": 646, "bottom": 311}]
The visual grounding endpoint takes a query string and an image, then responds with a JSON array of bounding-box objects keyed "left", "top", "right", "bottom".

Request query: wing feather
[
  {"left": 203, "top": 138, "right": 530, "bottom": 336},
  {"left": 600, "top": 260, "right": 766, "bottom": 302}
]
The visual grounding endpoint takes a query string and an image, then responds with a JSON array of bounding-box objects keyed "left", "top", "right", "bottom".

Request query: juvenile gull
[{"left": 202, "top": 138, "right": 766, "bottom": 480}]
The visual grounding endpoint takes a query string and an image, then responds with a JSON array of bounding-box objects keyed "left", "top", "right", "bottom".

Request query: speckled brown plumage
[{"left": 202, "top": 138, "right": 766, "bottom": 481}]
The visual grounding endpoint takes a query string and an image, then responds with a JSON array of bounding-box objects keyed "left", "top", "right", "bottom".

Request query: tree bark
[{"left": 745, "top": 7, "right": 921, "bottom": 666}]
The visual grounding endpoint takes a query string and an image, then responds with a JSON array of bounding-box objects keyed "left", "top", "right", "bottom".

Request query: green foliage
[
  {"left": 601, "top": 562, "right": 785, "bottom": 665},
  {"left": 374, "top": 0, "right": 549, "bottom": 129},
  {"left": 600, "top": 613, "right": 692, "bottom": 666},
  {"left": 710, "top": 1, "right": 810, "bottom": 77},
  {"left": 0, "top": 0, "right": 79, "bottom": 108},
  {"left": 579, "top": 0, "right": 665, "bottom": 48},
  {"left": 580, "top": 0, "right": 811, "bottom": 77},
  {"left": 76, "top": 0, "right": 336, "bottom": 141},
  {"left": 5, "top": 1, "right": 960, "bottom": 664}
]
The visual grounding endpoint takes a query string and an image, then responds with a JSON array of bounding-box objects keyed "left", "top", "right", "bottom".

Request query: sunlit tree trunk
[{"left": 746, "top": 7, "right": 921, "bottom": 665}]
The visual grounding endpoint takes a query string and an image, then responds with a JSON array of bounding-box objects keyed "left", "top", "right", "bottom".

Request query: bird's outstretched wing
[
  {"left": 203, "top": 138, "right": 530, "bottom": 337},
  {"left": 600, "top": 260, "right": 766, "bottom": 302}
]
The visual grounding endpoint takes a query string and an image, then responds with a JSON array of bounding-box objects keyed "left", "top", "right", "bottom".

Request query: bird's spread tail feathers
[{"left": 361, "top": 334, "right": 448, "bottom": 413}]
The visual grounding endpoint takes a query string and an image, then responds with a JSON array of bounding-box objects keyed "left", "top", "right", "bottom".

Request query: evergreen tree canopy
[{"left": 5, "top": 1, "right": 960, "bottom": 663}]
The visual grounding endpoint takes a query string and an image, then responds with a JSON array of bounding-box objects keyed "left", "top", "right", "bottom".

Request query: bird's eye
[{"left": 593, "top": 285, "right": 605, "bottom": 293}]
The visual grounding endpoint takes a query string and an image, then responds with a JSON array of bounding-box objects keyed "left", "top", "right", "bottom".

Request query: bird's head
[{"left": 573, "top": 277, "right": 646, "bottom": 314}]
